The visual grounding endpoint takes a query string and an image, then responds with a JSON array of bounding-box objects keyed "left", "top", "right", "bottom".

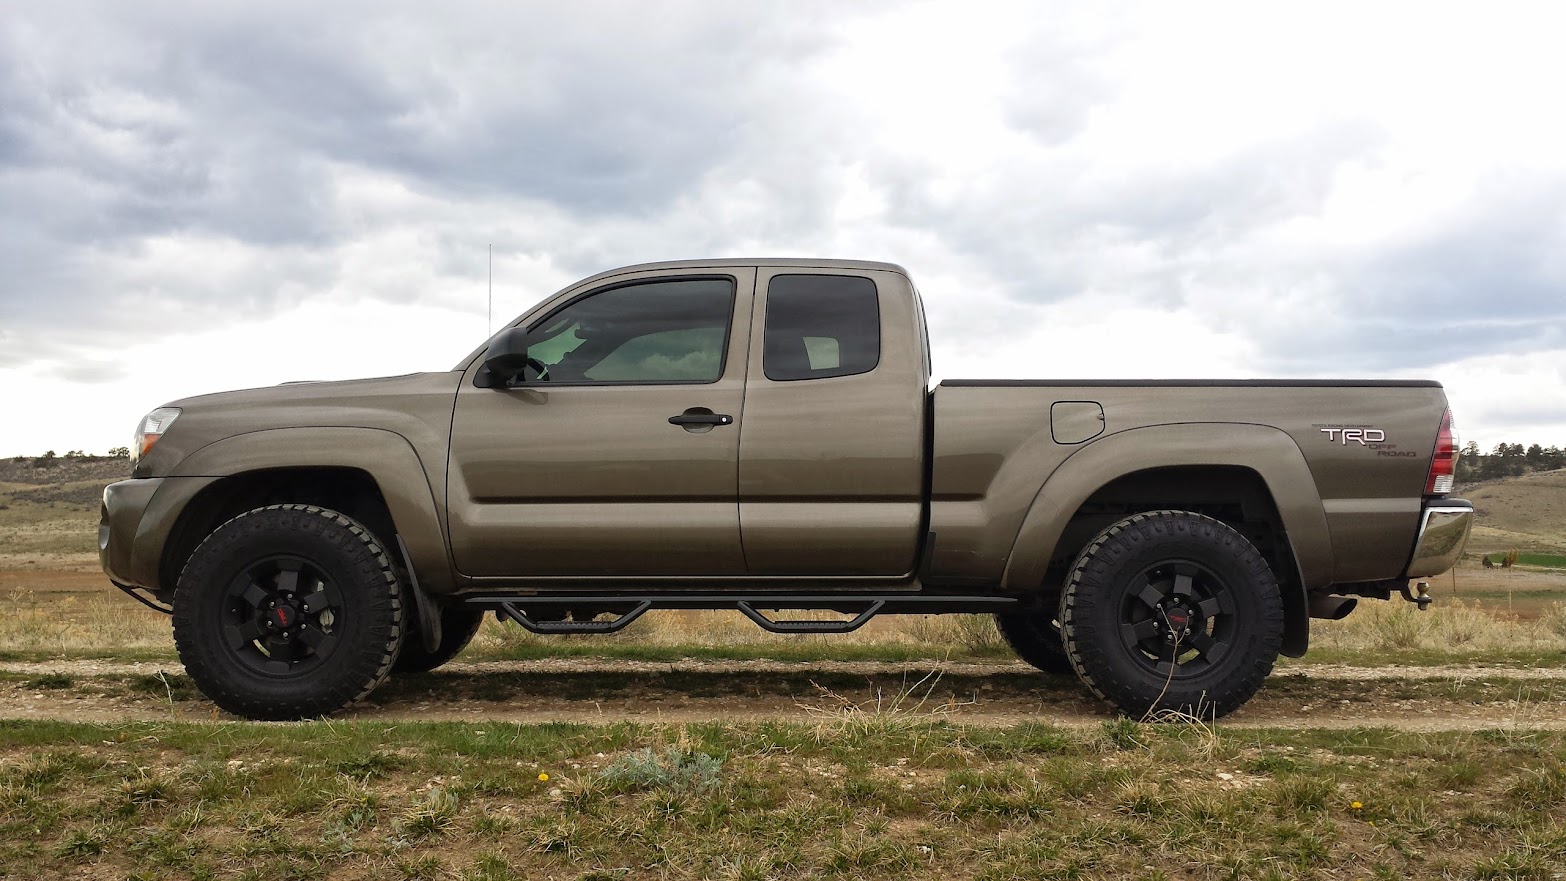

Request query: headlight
[{"left": 132, "top": 407, "right": 181, "bottom": 464}]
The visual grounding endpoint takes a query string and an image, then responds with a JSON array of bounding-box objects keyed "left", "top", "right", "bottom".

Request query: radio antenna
[{"left": 487, "top": 244, "right": 493, "bottom": 334}]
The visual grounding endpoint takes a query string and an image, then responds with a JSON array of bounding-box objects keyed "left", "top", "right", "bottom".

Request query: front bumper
[
  {"left": 1403, "top": 500, "right": 1474, "bottom": 578},
  {"left": 99, "top": 476, "right": 220, "bottom": 602}
]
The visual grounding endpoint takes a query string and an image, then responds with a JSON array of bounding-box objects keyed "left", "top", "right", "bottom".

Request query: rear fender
[{"left": 1002, "top": 423, "right": 1333, "bottom": 656}]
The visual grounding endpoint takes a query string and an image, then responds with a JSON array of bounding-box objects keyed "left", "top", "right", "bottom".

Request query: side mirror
[{"left": 475, "top": 327, "right": 533, "bottom": 388}]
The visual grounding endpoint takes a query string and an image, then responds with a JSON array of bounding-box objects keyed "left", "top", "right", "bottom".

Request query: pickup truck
[{"left": 99, "top": 258, "right": 1473, "bottom": 721}]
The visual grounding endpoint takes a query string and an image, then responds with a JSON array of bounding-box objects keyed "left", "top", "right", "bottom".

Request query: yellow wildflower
[{"left": 538, "top": 772, "right": 550, "bottom": 782}]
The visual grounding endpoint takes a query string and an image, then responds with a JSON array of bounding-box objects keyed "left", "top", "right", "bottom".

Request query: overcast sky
[{"left": 2, "top": 0, "right": 1564, "bottom": 456}]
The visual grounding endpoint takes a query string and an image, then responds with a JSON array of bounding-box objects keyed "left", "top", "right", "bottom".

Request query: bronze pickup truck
[{"left": 100, "top": 259, "right": 1472, "bottom": 721}]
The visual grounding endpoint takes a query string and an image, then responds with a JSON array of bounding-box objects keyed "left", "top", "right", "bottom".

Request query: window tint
[
  {"left": 764, "top": 275, "right": 880, "bottom": 381},
  {"left": 522, "top": 278, "right": 733, "bottom": 384}
]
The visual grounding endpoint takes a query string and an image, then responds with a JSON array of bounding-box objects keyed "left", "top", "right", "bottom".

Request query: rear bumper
[{"left": 1403, "top": 499, "right": 1473, "bottom": 578}]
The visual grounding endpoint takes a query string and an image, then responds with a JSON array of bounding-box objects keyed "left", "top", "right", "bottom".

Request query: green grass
[
  {"left": 0, "top": 719, "right": 1561, "bottom": 880},
  {"left": 1517, "top": 553, "right": 1566, "bottom": 570}
]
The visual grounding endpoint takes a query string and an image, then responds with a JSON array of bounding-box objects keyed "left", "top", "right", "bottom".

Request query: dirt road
[{"left": 4, "top": 658, "right": 1565, "bottom": 730}]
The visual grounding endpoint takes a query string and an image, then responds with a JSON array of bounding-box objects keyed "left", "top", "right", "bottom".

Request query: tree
[
  {"left": 1457, "top": 441, "right": 1482, "bottom": 482},
  {"left": 1544, "top": 446, "right": 1566, "bottom": 471},
  {"left": 108, "top": 447, "right": 130, "bottom": 459}
]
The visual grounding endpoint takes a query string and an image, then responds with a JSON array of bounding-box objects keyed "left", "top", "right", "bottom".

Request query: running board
[
  {"left": 493, "top": 599, "right": 652, "bottom": 634},
  {"left": 465, "top": 593, "right": 1017, "bottom": 636},
  {"left": 737, "top": 600, "right": 884, "bottom": 634}
]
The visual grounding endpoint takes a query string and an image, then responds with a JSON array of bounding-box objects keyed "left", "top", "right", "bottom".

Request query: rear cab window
[{"left": 763, "top": 274, "right": 880, "bottom": 381}]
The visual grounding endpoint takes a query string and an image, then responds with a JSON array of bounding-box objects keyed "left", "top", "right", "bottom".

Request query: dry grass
[
  {"left": 0, "top": 591, "right": 171, "bottom": 655},
  {"left": 1461, "top": 468, "right": 1566, "bottom": 554},
  {"left": 1311, "top": 598, "right": 1566, "bottom": 655}
]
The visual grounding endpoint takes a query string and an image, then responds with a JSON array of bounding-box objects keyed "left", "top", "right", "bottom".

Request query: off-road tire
[
  {"left": 994, "top": 609, "right": 1075, "bottom": 675},
  {"left": 1059, "top": 510, "right": 1283, "bottom": 720},
  {"left": 393, "top": 606, "right": 486, "bottom": 673},
  {"left": 172, "top": 505, "right": 404, "bottom": 720}
]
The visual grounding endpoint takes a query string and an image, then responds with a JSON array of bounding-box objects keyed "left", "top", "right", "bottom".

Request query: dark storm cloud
[{"left": 0, "top": 1, "right": 846, "bottom": 360}]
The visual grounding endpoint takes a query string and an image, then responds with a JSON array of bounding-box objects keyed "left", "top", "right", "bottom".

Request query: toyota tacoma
[{"left": 99, "top": 259, "right": 1472, "bottom": 720}]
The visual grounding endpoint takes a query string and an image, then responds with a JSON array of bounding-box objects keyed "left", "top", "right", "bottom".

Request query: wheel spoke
[
  {"left": 1121, "top": 618, "right": 1159, "bottom": 644},
  {"left": 224, "top": 620, "right": 267, "bottom": 649},
  {"left": 241, "top": 582, "right": 270, "bottom": 610},
  {"left": 296, "top": 625, "right": 335, "bottom": 653},
  {"left": 1134, "top": 582, "right": 1165, "bottom": 610},
  {"left": 1197, "top": 595, "right": 1227, "bottom": 618},
  {"left": 273, "top": 566, "right": 300, "bottom": 595},
  {"left": 1188, "top": 631, "right": 1230, "bottom": 663},
  {"left": 1170, "top": 566, "right": 1196, "bottom": 599},
  {"left": 266, "top": 635, "right": 302, "bottom": 665},
  {"left": 300, "top": 591, "right": 331, "bottom": 614}
]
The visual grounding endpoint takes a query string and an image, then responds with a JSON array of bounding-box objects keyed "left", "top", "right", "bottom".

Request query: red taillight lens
[{"left": 1425, "top": 409, "right": 1456, "bottom": 495}]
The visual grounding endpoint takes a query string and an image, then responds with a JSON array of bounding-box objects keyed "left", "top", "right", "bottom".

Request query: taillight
[{"left": 1425, "top": 409, "right": 1456, "bottom": 495}]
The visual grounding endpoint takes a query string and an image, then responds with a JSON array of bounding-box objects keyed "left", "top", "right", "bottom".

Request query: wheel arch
[
  {"left": 160, "top": 427, "right": 451, "bottom": 597},
  {"left": 1002, "top": 423, "right": 1333, "bottom": 657}
]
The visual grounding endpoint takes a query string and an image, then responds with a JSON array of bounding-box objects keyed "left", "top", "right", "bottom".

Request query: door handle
[{"left": 668, "top": 407, "right": 733, "bottom": 427}]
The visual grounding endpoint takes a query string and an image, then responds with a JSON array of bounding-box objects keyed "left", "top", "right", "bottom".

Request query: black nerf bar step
[
  {"left": 465, "top": 593, "right": 1018, "bottom": 635},
  {"left": 737, "top": 600, "right": 884, "bottom": 634},
  {"left": 494, "top": 599, "right": 652, "bottom": 634}
]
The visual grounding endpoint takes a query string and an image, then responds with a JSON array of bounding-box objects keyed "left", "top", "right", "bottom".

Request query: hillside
[{"left": 1458, "top": 468, "right": 1566, "bottom": 555}]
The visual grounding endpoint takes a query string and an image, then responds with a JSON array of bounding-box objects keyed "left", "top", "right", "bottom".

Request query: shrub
[{"left": 597, "top": 747, "right": 722, "bottom": 794}]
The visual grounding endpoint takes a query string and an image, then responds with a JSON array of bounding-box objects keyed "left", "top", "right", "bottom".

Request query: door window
[
  {"left": 763, "top": 275, "right": 880, "bottom": 381},
  {"left": 521, "top": 278, "right": 734, "bottom": 384}
]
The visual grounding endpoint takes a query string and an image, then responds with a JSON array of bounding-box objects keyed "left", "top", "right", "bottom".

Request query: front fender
[
  {"left": 168, "top": 427, "right": 453, "bottom": 594},
  {"left": 1001, "top": 423, "right": 1333, "bottom": 654}
]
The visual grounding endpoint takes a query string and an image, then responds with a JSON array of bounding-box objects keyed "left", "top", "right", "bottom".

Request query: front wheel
[
  {"left": 172, "top": 505, "right": 404, "bottom": 720},
  {"left": 1059, "top": 510, "right": 1283, "bottom": 720}
]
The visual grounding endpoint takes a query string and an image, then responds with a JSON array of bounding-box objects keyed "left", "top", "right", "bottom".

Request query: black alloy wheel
[
  {"left": 219, "top": 555, "right": 345, "bottom": 676},
  {"left": 1115, "top": 560, "right": 1236, "bottom": 678}
]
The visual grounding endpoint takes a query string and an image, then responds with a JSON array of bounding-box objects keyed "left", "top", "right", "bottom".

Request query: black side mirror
[{"left": 475, "top": 327, "right": 533, "bottom": 388}]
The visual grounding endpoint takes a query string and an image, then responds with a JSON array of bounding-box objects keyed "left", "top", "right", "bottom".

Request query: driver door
[{"left": 446, "top": 269, "right": 754, "bottom": 578}]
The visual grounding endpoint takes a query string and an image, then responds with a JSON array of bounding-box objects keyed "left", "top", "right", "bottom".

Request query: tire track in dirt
[{"left": 3, "top": 658, "right": 1565, "bottom": 730}]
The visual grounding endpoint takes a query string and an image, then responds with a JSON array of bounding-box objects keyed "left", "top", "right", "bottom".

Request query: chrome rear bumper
[{"left": 1404, "top": 501, "right": 1473, "bottom": 578}]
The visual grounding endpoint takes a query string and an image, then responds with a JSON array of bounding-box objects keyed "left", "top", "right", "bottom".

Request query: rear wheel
[
  {"left": 1059, "top": 510, "right": 1282, "bottom": 720},
  {"left": 394, "top": 606, "right": 486, "bottom": 673},
  {"left": 172, "top": 505, "right": 404, "bottom": 720},
  {"left": 994, "top": 605, "right": 1074, "bottom": 675}
]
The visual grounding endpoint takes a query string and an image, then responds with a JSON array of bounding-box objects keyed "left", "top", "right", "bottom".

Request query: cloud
[{"left": 1, "top": 0, "right": 1564, "bottom": 453}]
